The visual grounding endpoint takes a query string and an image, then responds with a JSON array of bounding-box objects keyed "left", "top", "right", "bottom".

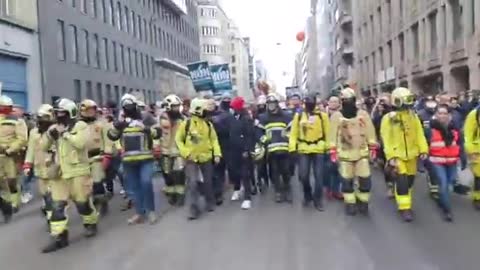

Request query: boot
[
  {"left": 284, "top": 187, "right": 293, "bottom": 204},
  {"left": 176, "top": 194, "right": 185, "bottom": 207},
  {"left": 167, "top": 193, "right": 177, "bottom": 206},
  {"left": 357, "top": 201, "right": 369, "bottom": 215},
  {"left": 345, "top": 204, "right": 357, "bottom": 216},
  {"left": 83, "top": 224, "right": 98, "bottom": 238},
  {"left": 100, "top": 201, "right": 109, "bottom": 217},
  {"left": 41, "top": 231, "right": 69, "bottom": 253},
  {"left": 188, "top": 205, "right": 200, "bottom": 220},
  {"left": 399, "top": 210, "right": 413, "bottom": 222},
  {"left": 313, "top": 199, "right": 324, "bottom": 212},
  {"left": 0, "top": 199, "right": 12, "bottom": 224},
  {"left": 251, "top": 185, "right": 258, "bottom": 196},
  {"left": 120, "top": 199, "right": 133, "bottom": 211},
  {"left": 473, "top": 200, "right": 480, "bottom": 211},
  {"left": 442, "top": 209, "right": 453, "bottom": 222},
  {"left": 275, "top": 192, "right": 284, "bottom": 203},
  {"left": 453, "top": 183, "right": 470, "bottom": 195}
]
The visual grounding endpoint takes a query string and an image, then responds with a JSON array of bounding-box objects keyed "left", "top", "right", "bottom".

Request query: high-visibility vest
[{"left": 429, "top": 129, "right": 460, "bottom": 164}]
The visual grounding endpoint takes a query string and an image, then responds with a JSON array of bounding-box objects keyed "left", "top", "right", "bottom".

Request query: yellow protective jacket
[
  {"left": 108, "top": 120, "right": 161, "bottom": 162},
  {"left": 289, "top": 111, "right": 329, "bottom": 154},
  {"left": 158, "top": 112, "right": 184, "bottom": 157},
  {"left": 84, "top": 119, "right": 114, "bottom": 162},
  {"left": 25, "top": 128, "right": 58, "bottom": 179},
  {"left": 463, "top": 109, "right": 480, "bottom": 160},
  {"left": 175, "top": 115, "right": 221, "bottom": 163},
  {"left": 328, "top": 110, "right": 377, "bottom": 161},
  {"left": 43, "top": 121, "right": 91, "bottom": 179},
  {"left": 0, "top": 114, "right": 28, "bottom": 156},
  {"left": 380, "top": 110, "right": 428, "bottom": 161}
]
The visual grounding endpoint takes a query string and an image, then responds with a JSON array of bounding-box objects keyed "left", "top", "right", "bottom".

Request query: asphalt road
[{"left": 1, "top": 170, "right": 480, "bottom": 270}]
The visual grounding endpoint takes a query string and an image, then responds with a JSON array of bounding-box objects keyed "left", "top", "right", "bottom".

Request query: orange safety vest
[{"left": 429, "top": 129, "right": 460, "bottom": 164}]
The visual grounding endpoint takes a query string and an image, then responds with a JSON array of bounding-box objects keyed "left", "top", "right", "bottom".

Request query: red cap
[{"left": 230, "top": 97, "right": 245, "bottom": 111}]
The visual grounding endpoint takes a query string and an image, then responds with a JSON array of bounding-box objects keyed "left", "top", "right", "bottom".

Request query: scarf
[{"left": 430, "top": 119, "right": 454, "bottom": 146}]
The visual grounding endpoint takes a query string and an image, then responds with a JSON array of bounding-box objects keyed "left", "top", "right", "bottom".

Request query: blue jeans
[
  {"left": 326, "top": 158, "right": 341, "bottom": 193},
  {"left": 298, "top": 154, "right": 326, "bottom": 201},
  {"left": 431, "top": 163, "right": 458, "bottom": 211},
  {"left": 21, "top": 169, "right": 36, "bottom": 193},
  {"left": 123, "top": 160, "right": 155, "bottom": 215}
]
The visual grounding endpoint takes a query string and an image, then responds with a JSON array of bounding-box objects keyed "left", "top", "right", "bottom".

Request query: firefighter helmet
[
  {"left": 0, "top": 95, "right": 13, "bottom": 107},
  {"left": 54, "top": 98, "right": 78, "bottom": 119},
  {"left": 37, "top": 104, "right": 55, "bottom": 122},
  {"left": 163, "top": 94, "right": 182, "bottom": 111},
  {"left": 391, "top": 87, "right": 415, "bottom": 108},
  {"left": 189, "top": 98, "right": 206, "bottom": 116}
]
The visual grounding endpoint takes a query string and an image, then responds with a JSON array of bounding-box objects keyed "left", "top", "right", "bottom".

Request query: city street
[{"left": 2, "top": 170, "right": 480, "bottom": 270}]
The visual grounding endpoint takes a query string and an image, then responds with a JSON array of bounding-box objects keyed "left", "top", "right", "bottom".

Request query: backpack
[{"left": 184, "top": 119, "right": 212, "bottom": 143}]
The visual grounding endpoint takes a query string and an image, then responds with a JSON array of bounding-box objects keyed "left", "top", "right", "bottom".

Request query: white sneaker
[
  {"left": 21, "top": 192, "right": 33, "bottom": 204},
  {"left": 241, "top": 200, "right": 251, "bottom": 210},
  {"left": 231, "top": 190, "right": 242, "bottom": 201},
  {"left": 119, "top": 189, "right": 126, "bottom": 195}
]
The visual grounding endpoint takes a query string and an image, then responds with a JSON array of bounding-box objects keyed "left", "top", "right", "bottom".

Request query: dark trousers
[
  {"left": 186, "top": 161, "right": 214, "bottom": 210},
  {"left": 229, "top": 152, "right": 253, "bottom": 200},
  {"left": 104, "top": 155, "right": 123, "bottom": 193},
  {"left": 268, "top": 152, "right": 291, "bottom": 194},
  {"left": 213, "top": 156, "right": 228, "bottom": 200},
  {"left": 298, "top": 153, "right": 327, "bottom": 201}
]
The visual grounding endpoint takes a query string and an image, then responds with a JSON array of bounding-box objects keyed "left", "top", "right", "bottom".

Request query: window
[
  {"left": 69, "top": 25, "right": 78, "bottom": 63},
  {"left": 92, "top": 34, "right": 100, "bottom": 68},
  {"left": 134, "top": 50, "right": 139, "bottom": 77},
  {"left": 106, "top": 84, "right": 112, "bottom": 101},
  {"left": 451, "top": 0, "right": 463, "bottom": 41},
  {"left": 399, "top": 33, "right": 405, "bottom": 61},
  {"left": 125, "top": 6, "right": 130, "bottom": 33},
  {"left": 74, "top": 79, "right": 82, "bottom": 102},
  {"left": 140, "top": 52, "right": 145, "bottom": 78},
  {"left": 80, "top": 0, "right": 87, "bottom": 13},
  {"left": 429, "top": 12, "right": 438, "bottom": 52},
  {"left": 144, "top": 19, "right": 148, "bottom": 43},
  {"left": 387, "top": 41, "right": 393, "bottom": 66},
  {"left": 91, "top": 0, "right": 97, "bottom": 17},
  {"left": 132, "top": 11, "right": 137, "bottom": 37},
  {"left": 232, "top": 66, "right": 236, "bottom": 74},
  {"left": 57, "top": 20, "right": 66, "bottom": 61},
  {"left": 96, "top": 82, "right": 103, "bottom": 105},
  {"left": 102, "top": 38, "right": 110, "bottom": 70},
  {"left": 101, "top": 0, "right": 107, "bottom": 23},
  {"left": 146, "top": 56, "right": 150, "bottom": 78},
  {"left": 81, "top": 29, "right": 90, "bottom": 66},
  {"left": 112, "top": 41, "right": 118, "bottom": 72},
  {"left": 412, "top": 23, "right": 419, "bottom": 59},
  {"left": 120, "top": 44, "right": 125, "bottom": 74},
  {"left": 231, "top": 55, "right": 236, "bottom": 63},
  {"left": 138, "top": 15, "right": 142, "bottom": 40},
  {"left": 109, "top": 0, "right": 114, "bottom": 26},
  {"left": 151, "top": 56, "right": 155, "bottom": 79},
  {"left": 127, "top": 48, "right": 132, "bottom": 75},
  {"left": 86, "top": 81, "right": 93, "bottom": 99},
  {"left": 116, "top": 1, "right": 122, "bottom": 30},
  {"left": 71, "top": 0, "right": 76, "bottom": 8},
  {"left": 114, "top": 86, "right": 119, "bottom": 102},
  {"left": 232, "top": 78, "right": 237, "bottom": 85},
  {"left": 379, "top": 47, "right": 384, "bottom": 70},
  {"left": 153, "top": 25, "right": 158, "bottom": 47}
]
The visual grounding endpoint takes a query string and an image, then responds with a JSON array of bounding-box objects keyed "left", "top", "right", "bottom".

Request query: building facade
[
  {"left": 332, "top": 0, "right": 354, "bottom": 90},
  {"left": 0, "top": 0, "right": 43, "bottom": 110},
  {"left": 38, "top": 0, "right": 200, "bottom": 105},
  {"left": 243, "top": 37, "right": 256, "bottom": 96},
  {"left": 197, "top": 0, "right": 230, "bottom": 64},
  {"left": 353, "top": 0, "right": 480, "bottom": 95},
  {"left": 228, "top": 22, "right": 252, "bottom": 100}
]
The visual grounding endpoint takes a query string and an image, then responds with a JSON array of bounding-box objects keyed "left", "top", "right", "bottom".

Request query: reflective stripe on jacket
[{"left": 429, "top": 129, "right": 460, "bottom": 165}]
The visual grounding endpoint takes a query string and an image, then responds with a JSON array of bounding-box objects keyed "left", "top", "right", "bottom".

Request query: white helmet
[
  {"left": 0, "top": 95, "right": 13, "bottom": 107},
  {"left": 163, "top": 94, "right": 182, "bottom": 111},
  {"left": 257, "top": 95, "right": 267, "bottom": 105},
  {"left": 189, "top": 98, "right": 206, "bottom": 116},
  {"left": 120, "top": 93, "right": 137, "bottom": 108}
]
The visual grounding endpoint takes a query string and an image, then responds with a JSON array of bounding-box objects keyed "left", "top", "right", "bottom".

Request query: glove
[
  {"left": 102, "top": 154, "right": 112, "bottom": 170},
  {"left": 329, "top": 148, "right": 338, "bottom": 163},
  {"left": 419, "top": 153, "right": 428, "bottom": 160},
  {"left": 113, "top": 120, "right": 128, "bottom": 131},
  {"left": 23, "top": 162, "right": 33, "bottom": 176},
  {"left": 369, "top": 145, "right": 378, "bottom": 160},
  {"left": 153, "top": 146, "right": 162, "bottom": 159},
  {"left": 49, "top": 128, "right": 60, "bottom": 140}
]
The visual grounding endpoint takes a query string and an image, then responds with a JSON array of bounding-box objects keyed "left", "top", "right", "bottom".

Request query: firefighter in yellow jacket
[
  {"left": 23, "top": 104, "right": 57, "bottom": 227},
  {"left": 41, "top": 98, "right": 98, "bottom": 253},
  {"left": 0, "top": 95, "right": 28, "bottom": 222},
  {"left": 328, "top": 88, "right": 377, "bottom": 216},
  {"left": 175, "top": 98, "right": 222, "bottom": 220},
  {"left": 380, "top": 87, "right": 428, "bottom": 222},
  {"left": 157, "top": 94, "right": 186, "bottom": 206},
  {"left": 463, "top": 107, "right": 480, "bottom": 210},
  {"left": 289, "top": 93, "right": 329, "bottom": 211},
  {"left": 79, "top": 99, "right": 113, "bottom": 216}
]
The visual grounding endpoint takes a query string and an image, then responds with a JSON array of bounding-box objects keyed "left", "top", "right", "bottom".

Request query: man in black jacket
[
  {"left": 229, "top": 96, "right": 256, "bottom": 209},
  {"left": 209, "top": 94, "right": 233, "bottom": 205}
]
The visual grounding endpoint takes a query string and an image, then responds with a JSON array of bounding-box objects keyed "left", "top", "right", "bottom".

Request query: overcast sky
[{"left": 221, "top": 0, "right": 310, "bottom": 95}]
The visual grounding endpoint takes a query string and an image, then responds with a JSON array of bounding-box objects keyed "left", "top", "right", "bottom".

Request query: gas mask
[
  {"left": 37, "top": 120, "right": 53, "bottom": 133},
  {"left": 341, "top": 97, "right": 358, "bottom": 119},
  {"left": 123, "top": 103, "right": 138, "bottom": 118},
  {"left": 167, "top": 110, "right": 182, "bottom": 120}
]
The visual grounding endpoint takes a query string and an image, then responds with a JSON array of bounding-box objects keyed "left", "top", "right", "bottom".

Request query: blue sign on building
[
  {"left": 210, "top": 63, "right": 232, "bottom": 95},
  {"left": 187, "top": 61, "right": 213, "bottom": 91}
]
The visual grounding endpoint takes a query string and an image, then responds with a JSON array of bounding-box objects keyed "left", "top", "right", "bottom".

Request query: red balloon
[{"left": 296, "top": 31, "right": 305, "bottom": 42}]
